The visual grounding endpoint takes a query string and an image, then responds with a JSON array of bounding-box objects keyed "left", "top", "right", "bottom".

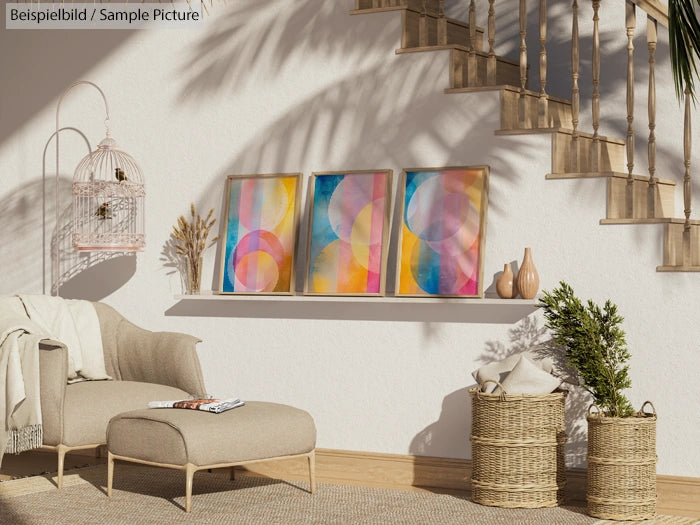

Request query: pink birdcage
[{"left": 71, "top": 134, "right": 145, "bottom": 252}]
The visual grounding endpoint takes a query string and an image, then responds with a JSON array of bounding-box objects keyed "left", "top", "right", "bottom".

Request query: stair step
[
  {"left": 400, "top": 9, "right": 483, "bottom": 51},
  {"left": 397, "top": 48, "right": 518, "bottom": 89},
  {"left": 548, "top": 172, "right": 675, "bottom": 220},
  {"left": 661, "top": 222, "right": 700, "bottom": 268},
  {"left": 353, "top": 0, "right": 442, "bottom": 17}
]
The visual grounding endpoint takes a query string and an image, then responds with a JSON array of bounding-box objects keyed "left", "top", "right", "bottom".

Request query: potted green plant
[{"left": 538, "top": 282, "right": 657, "bottom": 520}]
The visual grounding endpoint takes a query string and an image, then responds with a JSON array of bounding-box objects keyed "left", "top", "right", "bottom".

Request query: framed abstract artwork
[
  {"left": 218, "top": 173, "right": 302, "bottom": 294},
  {"left": 396, "top": 166, "right": 489, "bottom": 298},
  {"left": 304, "top": 170, "right": 392, "bottom": 296}
]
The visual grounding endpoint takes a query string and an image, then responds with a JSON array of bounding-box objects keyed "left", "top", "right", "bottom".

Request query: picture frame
[
  {"left": 395, "top": 165, "right": 489, "bottom": 298},
  {"left": 304, "top": 169, "right": 393, "bottom": 296},
  {"left": 218, "top": 173, "right": 302, "bottom": 294}
]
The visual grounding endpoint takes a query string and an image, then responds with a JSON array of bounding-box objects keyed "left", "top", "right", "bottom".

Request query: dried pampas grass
[{"left": 171, "top": 203, "right": 219, "bottom": 293}]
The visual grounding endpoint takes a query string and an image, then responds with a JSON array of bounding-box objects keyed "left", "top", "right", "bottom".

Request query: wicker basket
[
  {"left": 469, "top": 381, "right": 568, "bottom": 508},
  {"left": 586, "top": 401, "right": 657, "bottom": 520}
]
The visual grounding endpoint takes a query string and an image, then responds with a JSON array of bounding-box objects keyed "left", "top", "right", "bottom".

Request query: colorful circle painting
[{"left": 398, "top": 167, "right": 488, "bottom": 297}]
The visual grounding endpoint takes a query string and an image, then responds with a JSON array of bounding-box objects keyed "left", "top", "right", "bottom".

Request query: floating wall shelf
[{"left": 168, "top": 292, "right": 540, "bottom": 324}]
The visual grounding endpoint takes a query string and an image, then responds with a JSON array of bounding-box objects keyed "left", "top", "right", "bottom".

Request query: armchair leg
[
  {"left": 107, "top": 452, "right": 114, "bottom": 497},
  {"left": 56, "top": 444, "right": 68, "bottom": 489},
  {"left": 308, "top": 451, "right": 316, "bottom": 494}
]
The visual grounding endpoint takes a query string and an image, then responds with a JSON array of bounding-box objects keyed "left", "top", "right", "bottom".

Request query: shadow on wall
[
  {"left": 170, "top": 1, "right": 535, "bottom": 295},
  {"left": 478, "top": 316, "right": 590, "bottom": 468},
  {"left": 176, "top": 0, "right": 401, "bottom": 104},
  {"left": 0, "top": 176, "right": 135, "bottom": 299},
  {"left": 0, "top": 10, "right": 135, "bottom": 147},
  {"left": 409, "top": 387, "right": 473, "bottom": 460},
  {"left": 409, "top": 315, "right": 589, "bottom": 472}
]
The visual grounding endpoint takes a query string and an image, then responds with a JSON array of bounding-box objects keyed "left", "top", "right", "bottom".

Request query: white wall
[{"left": 1, "top": 0, "right": 698, "bottom": 477}]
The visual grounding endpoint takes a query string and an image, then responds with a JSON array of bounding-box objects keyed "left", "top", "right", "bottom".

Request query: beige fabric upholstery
[
  {"left": 60, "top": 381, "right": 191, "bottom": 447},
  {"left": 40, "top": 302, "right": 207, "bottom": 448},
  {"left": 107, "top": 402, "right": 317, "bottom": 467},
  {"left": 92, "top": 302, "right": 207, "bottom": 397},
  {"left": 38, "top": 340, "right": 68, "bottom": 446}
]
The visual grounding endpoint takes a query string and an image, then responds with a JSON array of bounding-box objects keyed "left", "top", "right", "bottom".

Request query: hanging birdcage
[{"left": 72, "top": 135, "right": 145, "bottom": 251}]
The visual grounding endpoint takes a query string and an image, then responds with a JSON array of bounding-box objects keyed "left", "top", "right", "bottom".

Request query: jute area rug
[{"left": 0, "top": 464, "right": 696, "bottom": 525}]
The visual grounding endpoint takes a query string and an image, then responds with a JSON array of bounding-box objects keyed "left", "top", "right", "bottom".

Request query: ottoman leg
[
  {"left": 308, "top": 451, "right": 316, "bottom": 494},
  {"left": 185, "top": 463, "right": 196, "bottom": 513},
  {"left": 107, "top": 452, "right": 114, "bottom": 497}
]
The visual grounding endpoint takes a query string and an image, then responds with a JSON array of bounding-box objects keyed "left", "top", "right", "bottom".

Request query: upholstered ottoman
[{"left": 106, "top": 401, "right": 316, "bottom": 512}]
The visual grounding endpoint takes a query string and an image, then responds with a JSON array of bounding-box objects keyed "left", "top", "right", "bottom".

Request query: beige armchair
[{"left": 39, "top": 302, "right": 207, "bottom": 488}]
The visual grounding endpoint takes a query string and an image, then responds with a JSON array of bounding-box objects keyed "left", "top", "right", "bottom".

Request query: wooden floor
[{"left": 2, "top": 448, "right": 697, "bottom": 519}]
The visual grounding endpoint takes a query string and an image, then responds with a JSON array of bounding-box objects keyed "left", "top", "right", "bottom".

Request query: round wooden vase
[
  {"left": 516, "top": 248, "right": 539, "bottom": 299},
  {"left": 496, "top": 263, "right": 517, "bottom": 299}
]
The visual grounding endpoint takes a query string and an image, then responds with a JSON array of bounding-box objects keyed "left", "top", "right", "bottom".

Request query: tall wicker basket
[
  {"left": 469, "top": 381, "right": 568, "bottom": 508},
  {"left": 586, "top": 401, "right": 657, "bottom": 520}
]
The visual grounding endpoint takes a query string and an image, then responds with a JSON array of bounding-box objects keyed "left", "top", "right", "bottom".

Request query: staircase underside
[{"left": 351, "top": 2, "right": 700, "bottom": 271}]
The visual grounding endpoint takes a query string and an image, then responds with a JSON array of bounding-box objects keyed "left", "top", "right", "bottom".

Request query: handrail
[{"left": 629, "top": 0, "right": 668, "bottom": 27}]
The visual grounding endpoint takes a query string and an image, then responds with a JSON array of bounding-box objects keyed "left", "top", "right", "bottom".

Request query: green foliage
[
  {"left": 669, "top": 0, "right": 700, "bottom": 101},
  {"left": 538, "top": 282, "right": 635, "bottom": 418}
]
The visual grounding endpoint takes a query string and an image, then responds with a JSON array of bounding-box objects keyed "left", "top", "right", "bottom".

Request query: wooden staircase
[{"left": 351, "top": 0, "right": 700, "bottom": 271}]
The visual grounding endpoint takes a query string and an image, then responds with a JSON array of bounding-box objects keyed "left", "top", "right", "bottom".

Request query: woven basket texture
[
  {"left": 586, "top": 405, "right": 657, "bottom": 521},
  {"left": 469, "top": 386, "right": 568, "bottom": 509}
]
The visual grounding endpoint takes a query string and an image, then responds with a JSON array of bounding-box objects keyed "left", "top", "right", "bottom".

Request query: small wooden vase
[
  {"left": 496, "top": 263, "right": 517, "bottom": 299},
  {"left": 516, "top": 248, "right": 539, "bottom": 299}
]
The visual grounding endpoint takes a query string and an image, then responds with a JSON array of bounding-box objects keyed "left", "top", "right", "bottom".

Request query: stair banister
[
  {"left": 683, "top": 85, "right": 692, "bottom": 265},
  {"left": 591, "top": 0, "right": 601, "bottom": 171},
  {"left": 468, "top": 0, "right": 477, "bottom": 86},
  {"left": 625, "top": 0, "right": 636, "bottom": 217},
  {"left": 438, "top": 0, "right": 447, "bottom": 45},
  {"left": 571, "top": 0, "right": 580, "bottom": 171},
  {"left": 419, "top": 0, "right": 428, "bottom": 47},
  {"left": 487, "top": 0, "right": 497, "bottom": 85},
  {"left": 538, "top": 0, "right": 548, "bottom": 127},
  {"left": 519, "top": 0, "right": 528, "bottom": 124},
  {"left": 647, "top": 16, "right": 658, "bottom": 217}
]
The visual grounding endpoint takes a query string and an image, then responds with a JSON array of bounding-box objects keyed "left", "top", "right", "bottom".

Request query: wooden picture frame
[
  {"left": 395, "top": 165, "right": 489, "bottom": 298},
  {"left": 218, "top": 173, "right": 302, "bottom": 295},
  {"left": 304, "top": 170, "right": 393, "bottom": 296}
]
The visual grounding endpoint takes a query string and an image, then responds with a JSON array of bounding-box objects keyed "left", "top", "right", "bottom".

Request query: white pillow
[
  {"left": 497, "top": 355, "right": 561, "bottom": 395},
  {"left": 471, "top": 351, "right": 555, "bottom": 393}
]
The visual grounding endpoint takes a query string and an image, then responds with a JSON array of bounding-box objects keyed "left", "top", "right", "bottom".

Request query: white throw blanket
[
  {"left": 18, "top": 295, "right": 111, "bottom": 383},
  {"left": 0, "top": 297, "right": 46, "bottom": 466}
]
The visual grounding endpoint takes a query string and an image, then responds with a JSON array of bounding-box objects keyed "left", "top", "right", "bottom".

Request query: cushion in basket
[
  {"left": 496, "top": 355, "right": 561, "bottom": 395},
  {"left": 472, "top": 350, "right": 554, "bottom": 393}
]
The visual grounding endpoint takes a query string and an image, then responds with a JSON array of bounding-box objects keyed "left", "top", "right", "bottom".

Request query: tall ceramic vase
[
  {"left": 516, "top": 248, "right": 539, "bottom": 299},
  {"left": 496, "top": 263, "right": 517, "bottom": 298}
]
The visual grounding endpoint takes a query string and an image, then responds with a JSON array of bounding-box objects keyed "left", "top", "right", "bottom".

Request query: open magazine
[{"left": 147, "top": 398, "right": 244, "bottom": 414}]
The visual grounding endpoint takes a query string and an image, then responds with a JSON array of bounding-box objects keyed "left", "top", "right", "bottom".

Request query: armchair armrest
[
  {"left": 116, "top": 322, "right": 207, "bottom": 398},
  {"left": 39, "top": 339, "right": 68, "bottom": 446}
]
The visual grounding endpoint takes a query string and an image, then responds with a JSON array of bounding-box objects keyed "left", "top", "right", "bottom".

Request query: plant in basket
[{"left": 538, "top": 281, "right": 657, "bottom": 521}]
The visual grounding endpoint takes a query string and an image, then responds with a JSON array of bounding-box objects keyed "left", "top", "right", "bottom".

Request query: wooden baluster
[
  {"left": 625, "top": 0, "right": 636, "bottom": 217},
  {"left": 438, "top": 0, "right": 447, "bottom": 45},
  {"left": 647, "top": 16, "right": 658, "bottom": 217},
  {"left": 519, "top": 0, "right": 528, "bottom": 125},
  {"left": 487, "top": 0, "right": 497, "bottom": 85},
  {"left": 571, "top": 0, "right": 580, "bottom": 171},
  {"left": 468, "top": 0, "right": 477, "bottom": 86},
  {"left": 538, "top": 0, "right": 548, "bottom": 127},
  {"left": 591, "top": 0, "right": 601, "bottom": 171},
  {"left": 419, "top": 0, "right": 428, "bottom": 47},
  {"left": 683, "top": 85, "right": 692, "bottom": 266}
]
